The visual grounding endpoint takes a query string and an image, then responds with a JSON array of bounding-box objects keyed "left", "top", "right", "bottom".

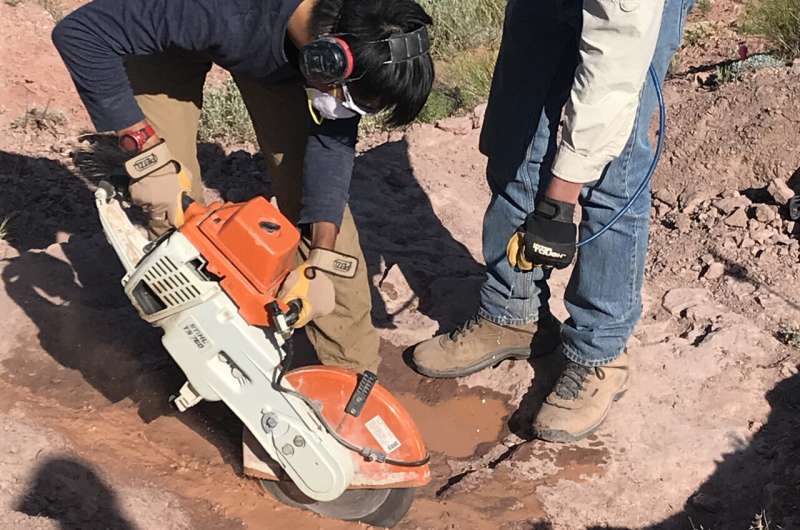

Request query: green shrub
[
  {"left": 198, "top": 79, "right": 256, "bottom": 145},
  {"left": 418, "top": 0, "right": 505, "bottom": 56},
  {"left": 743, "top": 0, "right": 800, "bottom": 58}
]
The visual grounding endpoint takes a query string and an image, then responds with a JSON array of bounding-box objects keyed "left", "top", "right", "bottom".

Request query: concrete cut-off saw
[{"left": 94, "top": 182, "right": 431, "bottom": 528}]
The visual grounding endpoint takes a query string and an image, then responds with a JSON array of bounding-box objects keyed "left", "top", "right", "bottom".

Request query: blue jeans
[{"left": 478, "top": 0, "right": 693, "bottom": 366}]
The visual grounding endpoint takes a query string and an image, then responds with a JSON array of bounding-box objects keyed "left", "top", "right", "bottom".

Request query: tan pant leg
[
  {"left": 125, "top": 53, "right": 211, "bottom": 234},
  {"left": 234, "top": 77, "right": 381, "bottom": 374}
]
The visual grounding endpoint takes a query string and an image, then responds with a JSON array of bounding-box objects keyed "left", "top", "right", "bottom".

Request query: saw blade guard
[{"left": 256, "top": 366, "right": 431, "bottom": 488}]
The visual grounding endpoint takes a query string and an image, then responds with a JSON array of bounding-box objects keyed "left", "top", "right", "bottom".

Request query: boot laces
[
  {"left": 553, "top": 361, "right": 605, "bottom": 400},
  {"left": 448, "top": 315, "right": 481, "bottom": 340}
]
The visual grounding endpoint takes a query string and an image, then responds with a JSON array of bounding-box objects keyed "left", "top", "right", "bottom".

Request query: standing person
[
  {"left": 413, "top": 0, "right": 693, "bottom": 442},
  {"left": 52, "top": 0, "right": 434, "bottom": 375}
]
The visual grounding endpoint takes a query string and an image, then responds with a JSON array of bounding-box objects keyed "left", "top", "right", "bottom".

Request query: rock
[
  {"left": 702, "top": 262, "right": 725, "bottom": 280},
  {"left": 739, "top": 237, "right": 755, "bottom": 249},
  {"left": 700, "top": 254, "right": 715, "bottom": 265},
  {"left": 712, "top": 195, "right": 750, "bottom": 215},
  {"left": 653, "top": 189, "right": 677, "bottom": 207},
  {"left": 662, "top": 288, "right": 709, "bottom": 317},
  {"left": 0, "top": 240, "right": 20, "bottom": 260},
  {"left": 785, "top": 220, "right": 796, "bottom": 235},
  {"left": 680, "top": 189, "right": 714, "bottom": 213},
  {"left": 435, "top": 116, "right": 474, "bottom": 135},
  {"left": 733, "top": 281, "right": 757, "bottom": 297},
  {"left": 748, "top": 219, "right": 761, "bottom": 231},
  {"left": 472, "top": 103, "right": 488, "bottom": 129},
  {"left": 634, "top": 320, "right": 673, "bottom": 345},
  {"left": 388, "top": 130, "right": 405, "bottom": 143},
  {"left": 767, "top": 178, "right": 795, "bottom": 204},
  {"left": 750, "top": 229, "right": 774, "bottom": 244},
  {"left": 754, "top": 203, "right": 778, "bottom": 222},
  {"left": 780, "top": 361, "right": 799, "bottom": 377},
  {"left": 724, "top": 208, "right": 748, "bottom": 228},
  {"left": 675, "top": 213, "right": 691, "bottom": 233}
]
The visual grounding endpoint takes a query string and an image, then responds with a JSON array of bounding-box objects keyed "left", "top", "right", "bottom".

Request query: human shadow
[
  {"left": 15, "top": 457, "right": 136, "bottom": 530},
  {"left": 585, "top": 371, "right": 800, "bottom": 530},
  {"left": 349, "top": 139, "right": 484, "bottom": 333},
  {"left": 0, "top": 148, "right": 243, "bottom": 473}
]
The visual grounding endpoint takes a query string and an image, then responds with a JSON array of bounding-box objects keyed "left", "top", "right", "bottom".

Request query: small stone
[
  {"left": 780, "top": 361, "right": 799, "bottom": 377},
  {"left": 713, "top": 195, "right": 751, "bottom": 215},
  {"left": 785, "top": 220, "right": 796, "bottom": 235},
  {"left": 675, "top": 213, "right": 691, "bottom": 233},
  {"left": 767, "top": 178, "right": 795, "bottom": 204},
  {"left": 680, "top": 189, "right": 714, "bottom": 214},
  {"left": 653, "top": 189, "right": 678, "bottom": 207},
  {"left": 472, "top": 103, "right": 488, "bottom": 128},
  {"left": 754, "top": 203, "right": 778, "bottom": 222},
  {"left": 435, "top": 116, "right": 474, "bottom": 135},
  {"left": 702, "top": 262, "right": 725, "bottom": 280},
  {"left": 662, "top": 288, "right": 709, "bottom": 317},
  {"left": 724, "top": 208, "right": 749, "bottom": 228},
  {"left": 748, "top": 219, "right": 762, "bottom": 231},
  {"left": 700, "top": 253, "right": 715, "bottom": 265},
  {"left": 750, "top": 229, "right": 774, "bottom": 243},
  {"left": 734, "top": 281, "right": 757, "bottom": 297},
  {"left": 739, "top": 237, "right": 755, "bottom": 249}
]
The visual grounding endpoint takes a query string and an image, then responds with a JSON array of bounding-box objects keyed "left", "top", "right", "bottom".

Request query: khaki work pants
[{"left": 125, "top": 53, "right": 380, "bottom": 373}]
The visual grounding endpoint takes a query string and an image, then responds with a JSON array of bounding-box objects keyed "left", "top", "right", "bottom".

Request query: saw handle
[{"left": 284, "top": 299, "right": 303, "bottom": 327}]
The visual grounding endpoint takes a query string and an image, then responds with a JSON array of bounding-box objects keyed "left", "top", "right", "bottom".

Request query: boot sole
[
  {"left": 533, "top": 386, "right": 628, "bottom": 444},
  {"left": 413, "top": 347, "right": 532, "bottom": 379}
]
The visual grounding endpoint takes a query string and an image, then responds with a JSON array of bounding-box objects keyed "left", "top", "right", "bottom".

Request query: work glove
[
  {"left": 125, "top": 141, "right": 192, "bottom": 235},
  {"left": 277, "top": 248, "right": 358, "bottom": 328},
  {"left": 507, "top": 197, "right": 577, "bottom": 270}
]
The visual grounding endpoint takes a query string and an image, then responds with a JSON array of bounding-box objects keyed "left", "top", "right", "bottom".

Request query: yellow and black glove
[
  {"left": 277, "top": 248, "right": 358, "bottom": 328},
  {"left": 125, "top": 140, "right": 192, "bottom": 234},
  {"left": 507, "top": 197, "right": 577, "bottom": 270}
]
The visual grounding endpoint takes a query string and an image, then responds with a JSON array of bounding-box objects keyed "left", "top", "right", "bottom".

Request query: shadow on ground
[
  {"left": 585, "top": 371, "right": 800, "bottom": 530},
  {"left": 15, "top": 457, "right": 136, "bottom": 530}
]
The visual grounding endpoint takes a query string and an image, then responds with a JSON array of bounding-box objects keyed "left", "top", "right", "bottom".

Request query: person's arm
[
  {"left": 52, "top": 0, "right": 225, "bottom": 133},
  {"left": 549, "top": 0, "right": 665, "bottom": 190},
  {"left": 299, "top": 117, "right": 360, "bottom": 249}
]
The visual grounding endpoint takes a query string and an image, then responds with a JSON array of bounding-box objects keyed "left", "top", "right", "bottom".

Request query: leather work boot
[
  {"left": 532, "top": 350, "right": 630, "bottom": 443},
  {"left": 411, "top": 314, "right": 561, "bottom": 378}
]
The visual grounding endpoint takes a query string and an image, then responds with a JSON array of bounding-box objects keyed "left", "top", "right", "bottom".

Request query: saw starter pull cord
[
  {"left": 576, "top": 64, "right": 665, "bottom": 247},
  {"left": 272, "top": 338, "right": 431, "bottom": 468}
]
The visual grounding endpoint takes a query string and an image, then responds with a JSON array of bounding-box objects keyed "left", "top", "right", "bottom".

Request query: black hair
[{"left": 310, "top": 0, "right": 434, "bottom": 126}]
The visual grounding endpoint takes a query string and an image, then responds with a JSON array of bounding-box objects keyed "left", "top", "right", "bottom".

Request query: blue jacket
[{"left": 52, "top": 0, "right": 357, "bottom": 227}]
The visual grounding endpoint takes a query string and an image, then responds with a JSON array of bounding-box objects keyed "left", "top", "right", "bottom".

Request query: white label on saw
[{"left": 365, "top": 415, "right": 401, "bottom": 454}]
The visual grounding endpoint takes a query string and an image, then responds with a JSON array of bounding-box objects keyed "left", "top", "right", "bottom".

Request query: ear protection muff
[
  {"left": 299, "top": 26, "right": 431, "bottom": 86},
  {"left": 299, "top": 36, "right": 355, "bottom": 86}
]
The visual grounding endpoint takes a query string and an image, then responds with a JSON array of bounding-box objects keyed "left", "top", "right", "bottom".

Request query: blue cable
[{"left": 576, "top": 64, "right": 665, "bottom": 247}]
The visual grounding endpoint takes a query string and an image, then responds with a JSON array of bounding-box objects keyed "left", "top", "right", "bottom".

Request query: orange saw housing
[
  {"left": 179, "top": 197, "right": 431, "bottom": 487},
  {"left": 179, "top": 197, "right": 300, "bottom": 326}
]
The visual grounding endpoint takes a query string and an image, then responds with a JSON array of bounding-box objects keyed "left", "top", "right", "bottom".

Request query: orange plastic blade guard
[{"left": 246, "top": 366, "right": 431, "bottom": 489}]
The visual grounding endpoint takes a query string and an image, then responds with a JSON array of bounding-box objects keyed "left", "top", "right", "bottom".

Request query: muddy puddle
[{"left": 396, "top": 392, "right": 510, "bottom": 458}]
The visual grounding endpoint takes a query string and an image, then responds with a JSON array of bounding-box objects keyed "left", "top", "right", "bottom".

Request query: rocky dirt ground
[{"left": 1, "top": 1, "right": 800, "bottom": 529}]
